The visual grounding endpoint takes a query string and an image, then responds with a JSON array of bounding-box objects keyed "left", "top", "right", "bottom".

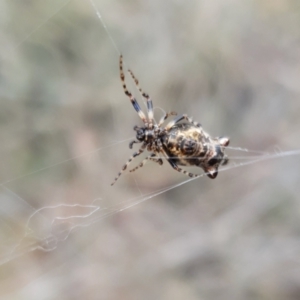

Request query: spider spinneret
[{"left": 111, "top": 55, "right": 229, "bottom": 186}]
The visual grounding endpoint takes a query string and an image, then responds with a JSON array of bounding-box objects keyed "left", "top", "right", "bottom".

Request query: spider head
[
  {"left": 134, "top": 126, "right": 146, "bottom": 141},
  {"left": 203, "top": 137, "right": 230, "bottom": 179}
]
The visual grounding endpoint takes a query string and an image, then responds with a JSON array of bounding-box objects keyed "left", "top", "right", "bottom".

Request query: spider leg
[
  {"left": 120, "top": 55, "right": 147, "bottom": 124},
  {"left": 129, "top": 139, "right": 141, "bottom": 149},
  {"left": 111, "top": 143, "right": 146, "bottom": 186},
  {"left": 128, "top": 69, "right": 154, "bottom": 128},
  {"left": 157, "top": 111, "right": 177, "bottom": 126},
  {"left": 161, "top": 149, "right": 202, "bottom": 179},
  {"left": 165, "top": 114, "right": 201, "bottom": 130},
  {"left": 129, "top": 153, "right": 163, "bottom": 173}
]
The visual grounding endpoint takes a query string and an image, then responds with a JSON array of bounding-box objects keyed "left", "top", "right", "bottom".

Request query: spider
[{"left": 111, "top": 55, "right": 230, "bottom": 186}]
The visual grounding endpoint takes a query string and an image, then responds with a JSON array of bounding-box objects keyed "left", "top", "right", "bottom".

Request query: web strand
[{"left": 88, "top": 0, "right": 121, "bottom": 56}]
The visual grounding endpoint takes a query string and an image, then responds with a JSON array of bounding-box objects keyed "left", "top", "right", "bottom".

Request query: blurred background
[{"left": 1, "top": 0, "right": 300, "bottom": 299}]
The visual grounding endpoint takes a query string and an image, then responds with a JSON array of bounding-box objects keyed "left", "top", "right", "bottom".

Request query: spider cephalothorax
[{"left": 111, "top": 55, "right": 229, "bottom": 185}]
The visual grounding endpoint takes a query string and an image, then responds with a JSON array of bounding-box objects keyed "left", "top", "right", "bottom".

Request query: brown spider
[{"left": 111, "top": 55, "right": 230, "bottom": 186}]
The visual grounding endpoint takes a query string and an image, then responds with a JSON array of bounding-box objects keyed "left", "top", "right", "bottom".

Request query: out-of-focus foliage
[{"left": 1, "top": 0, "right": 300, "bottom": 299}]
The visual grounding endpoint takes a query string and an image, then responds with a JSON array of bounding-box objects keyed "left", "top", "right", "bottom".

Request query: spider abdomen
[
  {"left": 162, "top": 123, "right": 209, "bottom": 166},
  {"left": 162, "top": 123, "right": 229, "bottom": 179}
]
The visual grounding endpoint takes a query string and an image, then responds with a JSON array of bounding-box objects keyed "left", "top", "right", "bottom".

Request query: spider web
[{"left": 1, "top": 0, "right": 300, "bottom": 299}]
